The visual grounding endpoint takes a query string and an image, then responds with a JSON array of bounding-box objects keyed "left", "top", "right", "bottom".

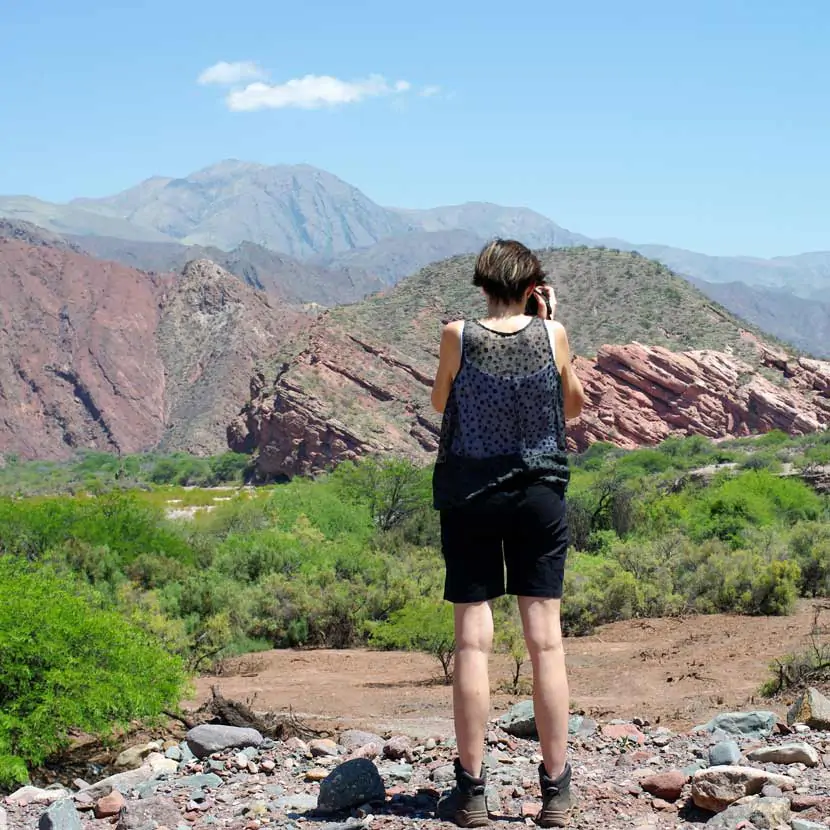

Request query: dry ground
[{"left": 190, "top": 602, "right": 822, "bottom": 737}]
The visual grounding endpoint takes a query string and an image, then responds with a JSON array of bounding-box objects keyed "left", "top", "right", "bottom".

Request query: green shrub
[
  {"left": 0, "top": 559, "right": 186, "bottom": 788},
  {"left": 369, "top": 598, "right": 455, "bottom": 682}
]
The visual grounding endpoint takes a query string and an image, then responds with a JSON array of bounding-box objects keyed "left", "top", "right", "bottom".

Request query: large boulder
[
  {"left": 788, "top": 687, "right": 830, "bottom": 730},
  {"left": 76, "top": 766, "right": 157, "bottom": 800},
  {"left": 317, "top": 758, "right": 386, "bottom": 813},
  {"left": 7, "top": 787, "right": 71, "bottom": 807},
  {"left": 38, "top": 800, "right": 82, "bottom": 830},
  {"left": 697, "top": 710, "right": 777, "bottom": 739},
  {"left": 704, "top": 796, "right": 791, "bottom": 829},
  {"left": 691, "top": 766, "right": 795, "bottom": 812},
  {"left": 185, "top": 724, "right": 264, "bottom": 758},
  {"left": 747, "top": 741, "right": 820, "bottom": 767}
]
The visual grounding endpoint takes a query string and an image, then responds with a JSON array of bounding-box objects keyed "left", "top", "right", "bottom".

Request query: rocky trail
[{"left": 7, "top": 688, "right": 830, "bottom": 830}]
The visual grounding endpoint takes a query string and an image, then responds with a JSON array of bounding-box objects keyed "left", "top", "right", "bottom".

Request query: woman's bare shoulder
[{"left": 443, "top": 320, "right": 465, "bottom": 339}]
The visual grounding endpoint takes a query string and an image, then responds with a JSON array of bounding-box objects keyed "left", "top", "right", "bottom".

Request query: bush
[
  {"left": 369, "top": 599, "right": 455, "bottom": 683},
  {"left": 0, "top": 559, "right": 186, "bottom": 788}
]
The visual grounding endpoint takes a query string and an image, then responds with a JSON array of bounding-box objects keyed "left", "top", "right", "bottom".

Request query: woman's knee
[
  {"left": 454, "top": 603, "right": 494, "bottom": 653},
  {"left": 519, "top": 597, "right": 564, "bottom": 656}
]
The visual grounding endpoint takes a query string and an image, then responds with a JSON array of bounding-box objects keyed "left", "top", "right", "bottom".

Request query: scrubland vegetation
[{"left": 1, "top": 431, "right": 828, "bottom": 786}]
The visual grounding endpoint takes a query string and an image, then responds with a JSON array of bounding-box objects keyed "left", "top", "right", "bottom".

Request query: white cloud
[
  {"left": 225, "top": 73, "right": 412, "bottom": 111},
  {"left": 198, "top": 61, "right": 265, "bottom": 86},
  {"left": 420, "top": 85, "right": 441, "bottom": 97}
]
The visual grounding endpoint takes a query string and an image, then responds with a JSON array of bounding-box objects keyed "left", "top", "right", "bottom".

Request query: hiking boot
[
  {"left": 536, "top": 761, "right": 573, "bottom": 827},
  {"left": 436, "top": 758, "right": 489, "bottom": 827}
]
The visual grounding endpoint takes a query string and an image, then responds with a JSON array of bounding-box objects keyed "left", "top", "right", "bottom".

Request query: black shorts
[{"left": 439, "top": 481, "right": 569, "bottom": 603}]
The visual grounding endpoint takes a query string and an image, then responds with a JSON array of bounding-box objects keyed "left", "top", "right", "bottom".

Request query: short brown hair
[{"left": 472, "top": 239, "right": 546, "bottom": 303}]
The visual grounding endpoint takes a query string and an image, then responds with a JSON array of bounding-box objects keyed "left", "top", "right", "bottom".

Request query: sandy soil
[{"left": 191, "top": 601, "right": 823, "bottom": 738}]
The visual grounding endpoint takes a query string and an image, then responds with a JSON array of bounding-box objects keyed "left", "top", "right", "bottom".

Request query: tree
[{"left": 369, "top": 598, "right": 456, "bottom": 683}]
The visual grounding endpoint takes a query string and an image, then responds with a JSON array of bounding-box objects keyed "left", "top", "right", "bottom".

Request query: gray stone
[
  {"left": 698, "top": 711, "right": 777, "bottom": 739},
  {"left": 78, "top": 766, "right": 157, "bottom": 800},
  {"left": 38, "top": 800, "right": 82, "bottom": 830},
  {"left": 709, "top": 740, "right": 742, "bottom": 766},
  {"left": 173, "top": 772, "right": 223, "bottom": 790},
  {"left": 317, "top": 759, "right": 386, "bottom": 813},
  {"left": 207, "top": 759, "right": 225, "bottom": 772},
  {"left": 484, "top": 785, "right": 503, "bottom": 814},
  {"left": 703, "top": 796, "right": 790, "bottom": 829},
  {"left": 0, "top": 805, "right": 7, "bottom": 830},
  {"left": 274, "top": 793, "right": 319, "bottom": 813},
  {"left": 691, "top": 766, "right": 795, "bottom": 812},
  {"left": 185, "top": 724, "right": 263, "bottom": 758},
  {"left": 431, "top": 764, "right": 457, "bottom": 785},
  {"left": 747, "top": 741, "right": 820, "bottom": 767},
  {"left": 791, "top": 819, "right": 830, "bottom": 830},
  {"left": 377, "top": 763, "right": 413, "bottom": 783},
  {"left": 788, "top": 688, "right": 830, "bottom": 730},
  {"left": 567, "top": 714, "right": 584, "bottom": 735},
  {"left": 115, "top": 796, "right": 182, "bottom": 830},
  {"left": 682, "top": 761, "right": 709, "bottom": 777},
  {"left": 7, "top": 787, "right": 71, "bottom": 807},
  {"left": 165, "top": 745, "right": 182, "bottom": 761},
  {"left": 498, "top": 701, "right": 537, "bottom": 738},
  {"left": 339, "top": 730, "right": 385, "bottom": 751}
]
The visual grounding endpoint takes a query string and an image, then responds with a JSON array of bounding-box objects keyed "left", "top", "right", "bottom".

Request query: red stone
[
  {"left": 641, "top": 771, "right": 688, "bottom": 802},
  {"left": 94, "top": 790, "right": 126, "bottom": 819},
  {"left": 601, "top": 723, "right": 646, "bottom": 744}
]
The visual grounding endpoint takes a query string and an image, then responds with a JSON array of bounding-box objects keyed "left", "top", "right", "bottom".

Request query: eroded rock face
[{"left": 233, "top": 327, "right": 830, "bottom": 479}]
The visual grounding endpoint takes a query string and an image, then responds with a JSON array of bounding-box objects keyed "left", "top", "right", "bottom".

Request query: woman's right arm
[{"left": 551, "top": 322, "right": 586, "bottom": 420}]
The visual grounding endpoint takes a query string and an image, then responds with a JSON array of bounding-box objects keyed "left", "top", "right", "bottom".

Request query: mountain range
[
  {"left": 1, "top": 160, "right": 828, "bottom": 357},
  {"left": 1, "top": 219, "right": 827, "bottom": 466}
]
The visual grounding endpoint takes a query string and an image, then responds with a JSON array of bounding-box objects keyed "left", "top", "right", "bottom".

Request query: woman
[{"left": 431, "top": 239, "right": 586, "bottom": 828}]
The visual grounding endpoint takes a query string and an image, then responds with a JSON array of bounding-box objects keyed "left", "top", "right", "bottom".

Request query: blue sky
[{"left": 2, "top": 0, "right": 829, "bottom": 257}]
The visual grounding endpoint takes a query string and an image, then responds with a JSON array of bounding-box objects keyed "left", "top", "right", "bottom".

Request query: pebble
[
  {"left": 709, "top": 739, "right": 742, "bottom": 766},
  {"left": 640, "top": 770, "right": 687, "bottom": 801},
  {"left": 93, "top": 790, "right": 126, "bottom": 818},
  {"left": 601, "top": 723, "right": 646, "bottom": 744},
  {"left": 309, "top": 738, "right": 339, "bottom": 757},
  {"left": 305, "top": 767, "right": 329, "bottom": 782},
  {"left": 260, "top": 758, "right": 276, "bottom": 772}
]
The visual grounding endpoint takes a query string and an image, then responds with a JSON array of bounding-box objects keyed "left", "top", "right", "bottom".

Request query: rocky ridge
[
  {"left": 0, "top": 236, "right": 310, "bottom": 460},
  {"left": 7, "top": 689, "right": 830, "bottom": 830},
  {"left": 230, "top": 318, "right": 830, "bottom": 479}
]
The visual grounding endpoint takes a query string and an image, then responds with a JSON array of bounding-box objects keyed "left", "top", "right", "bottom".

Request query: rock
[
  {"left": 698, "top": 711, "right": 778, "bottom": 739},
  {"left": 788, "top": 688, "right": 830, "bottom": 730},
  {"left": 94, "top": 790, "right": 127, "bottom": 819},
  {"left": 318, "top": 759, "right": 386, "bottom": 813},
  {"left": 761, "top": 784, "right": 784, "bottom": 798},
  {"left": 498, "top": 701, "right": 537, "bottom": 738},
  {"left": 115, "top": 796, "right": 181, "bottom": 830},
  {"left": 640, "top": 770, "right": 687, "bottom": 802},
  {"left": 484, "top": 785, "right": 503, "bottom": 814},
  {"left": 432, "top": 764, "right": 456, "bottom": 785},
  {"left": 7, "top": 787, "right": 72, "bottom": 807},
  {"left": 682, "top": 760, "right": 709, "bottom": 777},
  {"left": 567, "top": 715, "right": 584, "bottom": 735},
  {"left": 791, "top": 795, "right": 830, "bottom": 812},
  {"left": 310, "top": 738, "right": 340, "bottom": 757},
  {"left": 377, "top": 763, "right": 413, "bottom": 783},
  {"left": 650, "top": 727, "right": 673, "bottom": 748},
  {"left": 791, "top": 819, "right": 830, "bottom": 830},
  {"left": 38, "top": 799, "right": 82, "bottom": 830},
  {"left": 146, "top": 752, "right": 179, "bottom": 774},
  {"left": 704, "top": 796, "right": 791, "bottom": 829},
  {"left": 709, "top": 740, "right": 742, "bottom": 766},
  {"left": 339, "top": 730, "right": 385, "bottom": 751},
  {"left": 747, "top": 741, "right": 820, "bottom": 767},
  {"left": 691, "top": 766, "right": 795, "bottom": 812},
  {"left": 383, "top": 736, "right": 413, "bottom": 762},
  {"left": 173, "top": 772, "right": 224, "bottom": 790},
  {"left": 260, "top": 758, "right": 276, "bottom": 773},
  {"left": 164, "top": 745, "right": 182, "bottom": 761},
  {"left": 348, "top": 742, "right": 382, "bottom": 760},
  {"left": 601, "top": 723, "right": 646, "bottom": 744},
  {"left": 116, "top": 743, "right": 156, "bottom": 769},
  {"left": 0, "top": 805, "right": 6, "bottom": 830},
  {"left": 306, "top": 768, "right": 330, "bottom": 782},
  {"left": 184, "top": 724, "right": 264, "bottom": 758},
  {"left": 274, "top": 793, "right": 318, "bottom": 813}
]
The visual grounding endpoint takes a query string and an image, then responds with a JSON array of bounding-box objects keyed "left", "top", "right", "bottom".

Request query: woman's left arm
[{"left": 431, "top": 322, "right": 463, "bottom": 413}]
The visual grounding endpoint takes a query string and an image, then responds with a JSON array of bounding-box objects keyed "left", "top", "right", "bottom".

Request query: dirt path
[{"left": 192, "top": 602, "right": 820, "bottom": 737}]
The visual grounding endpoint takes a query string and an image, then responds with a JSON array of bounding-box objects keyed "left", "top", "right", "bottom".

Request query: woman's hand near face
[{"left": 534, "top": 285, "right": 557, "bottom": 319}]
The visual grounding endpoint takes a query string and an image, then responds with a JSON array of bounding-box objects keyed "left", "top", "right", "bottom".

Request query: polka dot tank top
[{"left": 433, "top": 316, "right": 569, "bottom": 509}]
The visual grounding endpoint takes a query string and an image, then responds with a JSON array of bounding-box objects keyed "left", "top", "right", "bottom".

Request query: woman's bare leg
[
  {"left": 518, "top": 596, "right": 569, "bottom": 778},
  {"left": 452, "top": 601, "right": 494, "bottom": 777}
]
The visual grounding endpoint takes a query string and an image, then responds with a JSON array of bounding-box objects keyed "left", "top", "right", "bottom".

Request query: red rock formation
[{"left": 569, "top": 343, "right": 830, "bottom": 450}]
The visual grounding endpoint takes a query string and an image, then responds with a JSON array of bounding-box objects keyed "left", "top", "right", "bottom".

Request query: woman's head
[{"left": 473, "top": 239, "right": 546, "bottom": 304}]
